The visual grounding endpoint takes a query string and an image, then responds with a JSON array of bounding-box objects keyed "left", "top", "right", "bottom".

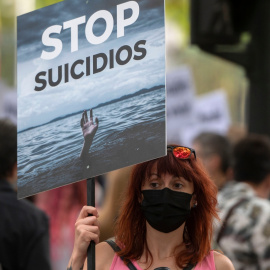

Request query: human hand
[
  {"left": 70, "top": 206, "right": 100, "bottom": 268},
  {"left": 80, "top": 109, "right": 99, "bottom": 159},
  {"left": 80, "top": 109, "right": 99, "bottom": 142}
]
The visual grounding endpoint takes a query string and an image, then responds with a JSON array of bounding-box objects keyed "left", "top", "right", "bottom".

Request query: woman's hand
[{"left": 67, "top": 206, "right": 100, "bottom": 270}]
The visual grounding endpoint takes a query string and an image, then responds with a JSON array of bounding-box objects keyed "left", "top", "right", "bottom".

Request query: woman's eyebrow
[
  {"left": 148, "top": 173, "right": 160, "bottom": 180},
  {"left": 148, "top": 173, "right": 159, "bottom": 178},
  {"left": 172, "top": 175, "right": 186, "bottom": 181},
  {"left": 148, "top": 174, "right": 159, "bottom": 180},
  {"left": 178, "top": 176, "right": 191, "bottom": 183}
]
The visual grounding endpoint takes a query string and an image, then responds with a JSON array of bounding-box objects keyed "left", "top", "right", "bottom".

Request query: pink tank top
[{"left": 109, "top": 250, "right": 216, "bottom": 270}]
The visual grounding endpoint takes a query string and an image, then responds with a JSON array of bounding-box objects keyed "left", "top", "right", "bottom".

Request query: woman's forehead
[
  {"left": 147, "top": 163, "right": 179, "bottom": 177},
  {"left": 145, "top": 160, "right": 192, "bottom": 182}
]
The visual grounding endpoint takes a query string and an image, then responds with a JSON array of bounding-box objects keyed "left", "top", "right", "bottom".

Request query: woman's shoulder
[
  {"left": 96, "top": 241, "right": 116, "bottom": 270},
  {"left": 213, "top": 251, "right": 234, "bottom": 270}
]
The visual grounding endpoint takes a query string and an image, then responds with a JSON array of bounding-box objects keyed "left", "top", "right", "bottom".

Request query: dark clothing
[{"left": 0, "top": 179, "right": 51, "bottom": 270}]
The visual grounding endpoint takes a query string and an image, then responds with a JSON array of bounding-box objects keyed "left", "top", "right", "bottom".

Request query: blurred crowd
[
  {"left": 1, "top": 1, "right": 270, "bottom": 268},
  {"left": 1, "top": 107, "right": 270, "bottom": 269}
]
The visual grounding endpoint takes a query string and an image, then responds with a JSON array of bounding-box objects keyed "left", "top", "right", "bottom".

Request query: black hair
[
  {"left": 193, "top": 132, "right": 231, "bottom": 173},
  {"left": 0, "top": 119, "right": 17, "bottom": 179},
  {"left": 233, "top": 134, "right": 270, "bottom": 184}
]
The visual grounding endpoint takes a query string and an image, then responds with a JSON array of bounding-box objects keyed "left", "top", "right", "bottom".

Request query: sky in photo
[{"left": 17, "top": 0, "right": 165, "bottom": 131}]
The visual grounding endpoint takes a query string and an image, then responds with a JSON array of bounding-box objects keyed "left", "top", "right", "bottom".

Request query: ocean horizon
[{"left": 18, "top": 85, "right": 165, "bottom": 133}]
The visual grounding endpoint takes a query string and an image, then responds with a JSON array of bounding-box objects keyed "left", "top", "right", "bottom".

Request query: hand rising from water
[
  {"left": 80, "top": 109, "right": 99, "bottom": 140},
  {"left": 80, "top": 109, "right": 99, "bottom": 159}
]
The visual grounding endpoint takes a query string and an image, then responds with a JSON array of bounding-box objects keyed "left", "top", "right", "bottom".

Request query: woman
[{"left": 67, "top": 145, "right": 234, "bottom": 270}]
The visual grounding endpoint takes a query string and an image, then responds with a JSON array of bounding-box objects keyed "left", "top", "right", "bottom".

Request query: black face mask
[{"left": 141, "top": 188, "right": 192, "bottom": 233}]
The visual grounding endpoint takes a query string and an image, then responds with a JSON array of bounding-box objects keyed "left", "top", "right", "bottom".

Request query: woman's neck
[{"left": 144, "top": 222, "right": 185, "bottom": 260}]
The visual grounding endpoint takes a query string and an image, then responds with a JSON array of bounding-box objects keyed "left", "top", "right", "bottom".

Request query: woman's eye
[
  {"left": 150, "top": 182, "right": 159, "bottom": 188},
  {"left": 174, "top": 183, "right": 183, "bottom": 189}
]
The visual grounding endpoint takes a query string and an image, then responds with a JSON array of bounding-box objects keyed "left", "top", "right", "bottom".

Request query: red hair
[{"left": 114, "top": 151, "right": 219, "bottom": 268}]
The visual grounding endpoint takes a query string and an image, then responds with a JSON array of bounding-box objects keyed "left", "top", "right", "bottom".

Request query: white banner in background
[
  {"left": 0, "top": 81, "right": 17, "bottom": 124},
  {"left": 166, "top": 66, "right": 196, "bottom": 144},
  {"left": 181, "top": 89, "right": 231, "bottom": 147},
  {"left": 3, "top": 91, "right": 17, "bottom": 124}
]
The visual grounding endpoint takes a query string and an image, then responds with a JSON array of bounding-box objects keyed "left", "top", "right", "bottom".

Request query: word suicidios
[{"left": 35, "top": 40, "right": 147, "bottom": 91}]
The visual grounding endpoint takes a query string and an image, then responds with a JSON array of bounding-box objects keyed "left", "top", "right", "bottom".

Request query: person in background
[
  {"left": 0, "top": 119, "right": 51, "bottom": 270},
  {"left": 214, "top": 134, "right": 270, "bottom": 269},
  {"left": 192, "top": 132, "right": 233, "bottom": 190},
  {"left": 98, "top": 166, "right": 132, "bottom": 242},
  {"left": 67, "top": 145, "right": 234, "bottom": 270},
  {"left": 35, "top": 180, "right": 88, "bottom": 270}
]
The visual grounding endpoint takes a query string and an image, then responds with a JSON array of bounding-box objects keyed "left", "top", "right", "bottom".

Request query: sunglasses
[{"left": 167, "top": 145, "right": 196, "bottom": 160}]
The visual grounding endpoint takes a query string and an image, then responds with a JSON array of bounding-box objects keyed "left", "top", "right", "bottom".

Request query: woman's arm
[
  {"left": 214, "top": 251, "right": 235, "bottom": 270},
  {"left": 67, "top": 206, "right": 115, "bottom": 270}
]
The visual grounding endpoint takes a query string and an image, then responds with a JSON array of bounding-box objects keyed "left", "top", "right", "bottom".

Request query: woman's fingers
[
  {"left": 75, "top": 224, "right": 100, "bottom": 244},
  {"left": 75, "top": 206, "right": 100, "bottom": 245},
  {"left": 75, "top": 215, "right": 99, "bottom": 227},
  {"left": 77, "top": 206, "right": 99, "bottom": 220},
  {"left": 76, "top": 224, "right": 100, "bottom": 237}
]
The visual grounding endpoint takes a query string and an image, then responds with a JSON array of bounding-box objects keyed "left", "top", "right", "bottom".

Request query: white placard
[
  {"left": 166, "top": 66, "right": 196, "bottom": 144},
  {"left": 0, "top": 81, "right": 17, "bottom": 124},
  {"left": 17, "top": 0, "right": 166, "bottom": 198},
  {"left": 3, "top": 91, "right": 17, "bottom": 124},
  {"left": 181, "top": 89, "right": 231, "bottom": 147}
]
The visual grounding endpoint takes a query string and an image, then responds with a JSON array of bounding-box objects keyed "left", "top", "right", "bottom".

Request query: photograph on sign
[{"left": 17, "top": 0, "right": 166, "bottom": 198}]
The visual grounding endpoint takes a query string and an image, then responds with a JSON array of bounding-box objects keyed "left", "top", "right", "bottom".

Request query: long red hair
[{"left": 114, "top": 150, "right": 219, "bottom": 268}]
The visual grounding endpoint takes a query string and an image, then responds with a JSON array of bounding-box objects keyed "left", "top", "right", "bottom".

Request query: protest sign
[
  {"left": 3, "top": 91, "right": 17, "bottom": 124},
  {"left": 166, "top": 66, "right": 196, "bottom": 144},
  {"left": 17, "top": 0, "right": 166, "bottom": 198},
  {"left": 0, "top": 81, "right": 8, "bottom": 119},
  {"left": 181, "top": 89, "right": 231, "bottom": 146},
  {"left": 0, "top": 81, "right": 17, "bottom": 124}
]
